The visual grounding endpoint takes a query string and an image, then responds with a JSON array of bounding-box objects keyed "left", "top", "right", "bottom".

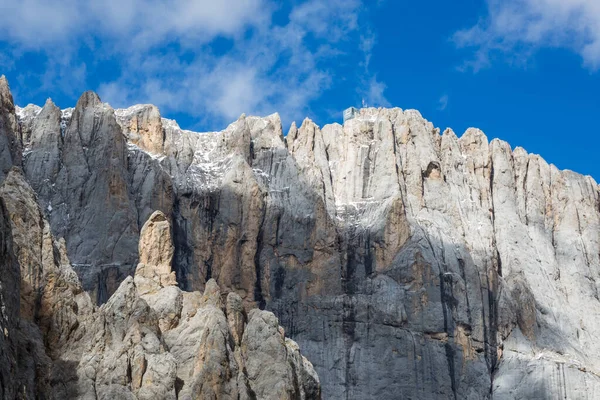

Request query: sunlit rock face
[{"left": 3, "top": 75, "right": 600, "bottom": 399}]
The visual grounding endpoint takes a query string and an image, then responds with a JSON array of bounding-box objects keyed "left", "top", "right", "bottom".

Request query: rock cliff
[
  {"left": 1, "top": 75, "right": 600, "bottom": 399},
  {"left": 0, "top": 166, "right": 319, "bottom": 398}
]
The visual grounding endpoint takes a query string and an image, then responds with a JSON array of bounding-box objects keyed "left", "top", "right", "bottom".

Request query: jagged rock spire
[
  {"left": 134, "top": 210, "right": 177, "bottom": 295},
  {"left": 0, "top": 76, "right": 20, "bottom": 181}
]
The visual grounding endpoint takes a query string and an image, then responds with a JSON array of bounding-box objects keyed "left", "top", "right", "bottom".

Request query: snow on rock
[{"left": 15, "top": 104, "right": 41, "bottom": 121}]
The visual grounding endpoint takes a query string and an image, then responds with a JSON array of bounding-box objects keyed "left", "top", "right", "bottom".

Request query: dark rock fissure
[
  {"left": 364, "top": 232, "right": 373, "bottom": 278},
  {"left": 439, "top": 268, "right": 458, "bottom": 400},
  {"left": 361, "top": 146, "right": 371, "bottom": 199},
  {"left": 457, "top": 258, "right": 473, "bottom": 326},
  {"left": 253, "top": 210, "right": 266, "bottom": 310},
  {"left": 273, "top": 266, "right": 285, "bottom": 300},
  {"left": 205, "top": 254, "right": 213, "bottom": 282},
  {"left": 172, "top": 199, "right": 192, "bottom": 291},
  {"left": 96, "top": 269, "right": 108, "bottom": 305}
]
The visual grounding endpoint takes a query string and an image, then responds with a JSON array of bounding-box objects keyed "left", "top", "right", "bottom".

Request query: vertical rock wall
[{"left": 3, "top": 77, "right": 600, "bottom": 399}]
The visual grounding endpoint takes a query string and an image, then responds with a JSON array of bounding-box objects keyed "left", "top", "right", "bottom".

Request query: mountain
[
  {"left": 0, "top": 78, "right": 319, "bottom": 400},
  {"left": 2, "top": 75, "right": 600, "bottom": 399}
]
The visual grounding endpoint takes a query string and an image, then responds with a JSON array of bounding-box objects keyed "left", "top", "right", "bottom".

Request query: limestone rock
[
  {"left": 0, "top": 75, "right": 20, "bottom": 182},
  {"left": 5, "top": 74, "right": 600, "bottom": 399},
  {"left": 0, "top": 192, "right": 20, "bottom": 399},
  {"left": 227, "top": 292, "right": 245, "bottom": 346},
  {"left": 0, "top": 168, "right": 93, "bottom": 356},
  {"left": 14, "top": 103, "right": 41, "bottom": 145},
  {"left": 134, "top": 210, "right": 177, "bottom": 295},
  {"left": 21, "top": 90, "right": 155, "bottom": 304},
  {"left": 62, "top": 212, "right": 319, "bottom": 400},
  {"left": 22, "top": 99, "right": 62, "bottom": 207},
  {"left": 242, "top": 309, "right": 321, "bottom": 400},
  {"left": 0, "top": 192, "right": 321, "bottom": 399},
  {"left": 115, "top": 104, "right": 165, "bottom": 154},
  {"left": 0, "top": 167, "right": 93, "bottom": 399}
]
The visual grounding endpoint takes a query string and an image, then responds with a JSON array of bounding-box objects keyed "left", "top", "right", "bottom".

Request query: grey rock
[
  {"left": 15, "top": 103, "right": 42, "bottom": 146},
  {"left": 227, "top": 292, "right": 245, "bottom": 346},
  {"left": 0, "top": 169, "right": 93, "bottom": 355},
  {"left": 0, "top": 76, "right": 20, "bottom": 182},
  {"left": 22, "top": 91, "right": 143, "bottom": 303},
  {"left": 0, "top": 172, "right": 321, "bottom": 400},
  {"left": 0, "top": 167, "right": 93, "bottom": 399},
  {"left": 0, "top": 183, "right": 20, "bottom": 399},
  {"left": 5, "top": 74, "right": 600, "bottom": 399}
]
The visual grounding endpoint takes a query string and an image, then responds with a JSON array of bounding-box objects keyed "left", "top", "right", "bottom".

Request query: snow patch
[
  {"left": 127, "top": 143, "right": 166, "bottom": 161},
  {"left": 60, "top": 107, "right": 74, "bottom": 137},
  {"left": 15, "top": 104, "right": 41, "bottom": 121}
]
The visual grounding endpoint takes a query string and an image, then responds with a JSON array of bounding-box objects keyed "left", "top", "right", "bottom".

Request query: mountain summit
[{"left": 1, "top": 78, "right": 600, "bottom": 399}]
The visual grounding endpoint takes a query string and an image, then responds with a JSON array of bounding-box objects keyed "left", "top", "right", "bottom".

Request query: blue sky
[{"left": 0, "top": 0, "right": 599, "bottom": 180}]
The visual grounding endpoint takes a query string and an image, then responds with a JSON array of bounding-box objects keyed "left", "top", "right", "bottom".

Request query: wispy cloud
[
  {"left": 0, "top": 0, "right": 376, "bottom": 129},
  {"left": 453, "top": 0, "right": 600, "bottom": 71},
  {"left": 437, "top": 94, "right": 448, "bottom": 111},
  {"left": 95, "top": 0, "right": 356, "bottom": 128},
  {"left": 357, "top": 31, "right": 390, "bottom": 107},
  {"left": 0, "top": 0, "right": 269, "bottom": 49}
]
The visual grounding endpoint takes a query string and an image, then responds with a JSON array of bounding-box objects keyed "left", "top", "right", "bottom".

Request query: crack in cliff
[
  {"left": 423, "top": 232, "right": 458, "bottom": 400},
  {"left": 389, "top": 124, "right": 403, "bottom": 195},
  {"left": 172, "top": 198, "right": 192, "bottom": 291},
  {"left": 523, "top": 157, "right": 530, "bottom": 225},
  {"left": 253, "top": 202, "right": 267, "bottom": 310},
  {"left": 439, "top": 268, "right": 458, "bottom": 400}
]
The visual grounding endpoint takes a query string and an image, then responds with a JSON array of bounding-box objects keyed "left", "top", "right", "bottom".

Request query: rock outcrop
[
  {"left": 0, "top": 181, "right": 20, "bottom": 399},
  {"left": 0, "top": 167, "right": 320, "bottom": 399},
  {"left": 0, "top": 168, "right": 94, "bottom": 398},
  {"left": 0, "top": 169, "right": 93, "bottom": 353},
  {"left": 19, "top": 92, "right": 168, "bottom": 304},
  {"left": 3, "top": 76, "right": 600, "bottom": 399},
  {"left": 0, "top": 76, "right": 20, "bottom": 181},
  {"left": 58, "top": 208, "right": 319, "bottom": 400},
  {"left": 115, "top": 104, "right": 165, "bottom": 154},
  {"left": 134, "top": 210, "right": 178, "bottom": 294},
  {"left": 120, "top": 105, "right": 600, "bottom": 399}
]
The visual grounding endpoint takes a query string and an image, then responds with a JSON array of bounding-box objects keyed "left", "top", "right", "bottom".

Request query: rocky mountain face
[
  {"left": 0, "top": 79, "right": 319, "bottom": 399},
  {"left": 0, "top": 76, "right": 20, "bottom": 182},
  {"left": 0, "top": 169, "right": 319, "bottom": 400},
  {"left": 2, "top": 74, "right": 600, "bottom": 399}
]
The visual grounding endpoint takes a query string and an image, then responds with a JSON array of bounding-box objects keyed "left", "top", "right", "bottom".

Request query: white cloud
[
  {"left": 359, "top": 32, "right": 376, "bottom": 69},
  {"left": 356, "top": 31, "right": 389, "bottom": 108},
  {"left": 0, "top": 0, "right": 269, "bottom": 49},
  {"left": 437, "top": 94, "right": 448, "bottom": 111},
  {"left": 0, "top": 0, "right": 382, "bottom": 129},
  {"left": 360, "top": 75, "right": 390, "bottom": 108},
  {"left": 290, "top": 0, "right": 360, "bottom": 41},
  {"left": 96, "top": 0, "right": 348, "bottom": 128},
  {"left": 454, "top": 0, "right": 600, "bottom": 71}
]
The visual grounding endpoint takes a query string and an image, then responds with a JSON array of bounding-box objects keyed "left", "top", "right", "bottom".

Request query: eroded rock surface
[
  {"left": 62, "top": 208, "right": 319, "bottom": 400},
  {"left": 0, "top": 169, "right": 320, "bottom": 399},
  {"left": 0, "top": 169, "right": 93, "bottom": 353},
  {"left": 0, "top": 76, "right": 20, "bottom": 181},
  {"left": 121, "top": 105, "right": 600, "bottom": 399},
  {"left": 0, "top": 184, "right": 20, "bottom": 399},
  {"left": 3, "top": 76, "right": 600, "bottom": 399},
  {"left": 0, "top": 168, "right": 94, "bottom": 398},
  {"left": 18, "top": 91, "right": 152, "bottom": 304}
]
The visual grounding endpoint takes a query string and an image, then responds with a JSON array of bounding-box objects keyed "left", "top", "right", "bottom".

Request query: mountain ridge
[
  {"left": 2, "top": 75, "right": 600, "bottom": 399},
  {"left": 17, "top": 94, "right": 597, "bottom": 186}
]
